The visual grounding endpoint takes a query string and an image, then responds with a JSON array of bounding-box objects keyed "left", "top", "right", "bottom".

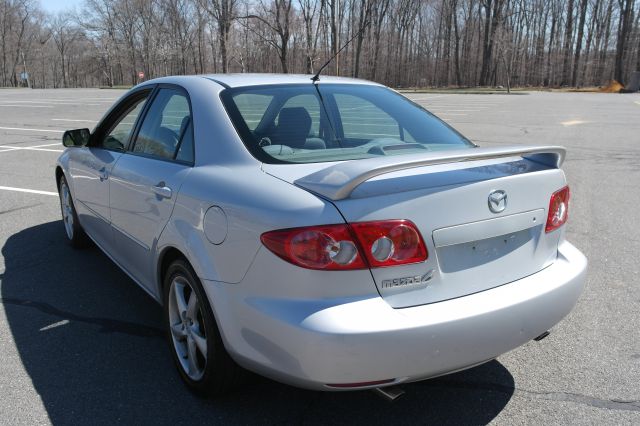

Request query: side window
[
  {"left": 334, "top": 94, "right": 400, "bottom": 141},
  {"left": 132, "top": 88, "right": 193, "bottom": 162},
  {"left": 101, "top": 96, "right": 148, "bottom": 150},
  {"left": 276, "top": 94, "right": 320, "bottom": 137},
  {"left": 175, "top": 120, "right": 194, "bottom": 163}
]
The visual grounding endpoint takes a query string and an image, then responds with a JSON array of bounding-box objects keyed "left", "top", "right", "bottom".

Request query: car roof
[
  {"left": 136, "top": 74, "right": 385, "bottom": 93},
  {"left": 202, "top": 73, "right": 383, "bottom": 88}
]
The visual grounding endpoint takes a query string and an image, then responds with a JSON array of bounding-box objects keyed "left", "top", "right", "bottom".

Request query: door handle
[
  {"left": 152, "top": 183, "right": 172, "bottom": 199},
  {"left": 99, "top": 167, "right": 108, "bottom": 181}
]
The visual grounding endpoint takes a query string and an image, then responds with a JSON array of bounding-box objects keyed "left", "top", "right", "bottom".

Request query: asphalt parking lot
[{"left": 0, "top": 87, "right": 639, "bottom": 425}]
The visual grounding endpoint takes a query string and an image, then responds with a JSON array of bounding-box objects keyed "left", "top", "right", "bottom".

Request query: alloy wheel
[
  {"left": 168, "top": 276, "right": 208, "bottom": 381},
  {"left": 60, "top": 180, "right": 74, "bottom": 240}
]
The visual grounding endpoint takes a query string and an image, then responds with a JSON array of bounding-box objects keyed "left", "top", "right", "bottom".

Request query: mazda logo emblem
[{"left": 488, "top": 190, "right": 507, "bottom": 213}]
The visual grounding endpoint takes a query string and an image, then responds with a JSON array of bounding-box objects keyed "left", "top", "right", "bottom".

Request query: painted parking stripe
[
  {"left": 29, "top": 142, "right": 62, "bottom": 148},
  {"left": 52, "top": 118, "right": 96, "bottom": 123},
  {"left": 427, "top": 109, "right": 482, "bottom": 112},
  {"left": 40, "top": 319, "right": 70, "bottom": 331},
  {"left": 0, "top": 126, "right": 64, "bottom": 133},
  {"left": 0, "top": 103, "right": 101, "bottom": 107},
  {"left": 0, "top": 143, "right": 63, "bottom": 153},
  {"left": 0, "top": 147, "right": 63, "bottom": 153},
  {"left": 0, "top": 186, "right": 57, "bottom": 196},
  {"left": 423, "top": 103, "right": 499, "bottom": 107},
  {"left": 561, "top": 120, "right": 588, "bottom": 126},
  {"left": 0, "top": 105, "right": 54, "bottom": 108},
  {"left": 0, "top": 100, "right": 105, "bottom": 105},
  {"left": 0, "top": 142, "right": 62, "bottom": 148}
]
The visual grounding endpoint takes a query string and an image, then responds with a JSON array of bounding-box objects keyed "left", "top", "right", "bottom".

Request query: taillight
[
  {"left": 350, "top": 220, "right": 428, "bottom": 267},
  {"left": 545, "top": 186, "right": 570, "bottom": 233},
  {"left": 260, "top": 224, "right": 366, "bottom": 270},
  {"left": 260, "top": 220, "right": 427, "bottom": 270}
]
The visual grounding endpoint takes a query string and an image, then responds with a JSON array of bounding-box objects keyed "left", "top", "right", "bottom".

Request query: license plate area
[
  {"left": 437, "top": 229, "right": 532, "bottom": 273},
  {"left": 432, "top": 209, "right": 544, "bottom": 248}
]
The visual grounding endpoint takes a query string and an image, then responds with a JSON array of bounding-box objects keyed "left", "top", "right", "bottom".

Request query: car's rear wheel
[
  {"left": 163, "top": 259, "right": 245, "bottom": 396},
  {"left": 58, "top": 175, "right": 89, "bottom": 248}
]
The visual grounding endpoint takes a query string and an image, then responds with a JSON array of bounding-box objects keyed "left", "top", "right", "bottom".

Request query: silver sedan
[{"left": 55, "top": 74, "right": 587, "bottom": 396}]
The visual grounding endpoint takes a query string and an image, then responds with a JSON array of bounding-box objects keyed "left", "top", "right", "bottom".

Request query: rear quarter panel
[{"left": 156, "top": 164, "right": 347, "bottom": 288}]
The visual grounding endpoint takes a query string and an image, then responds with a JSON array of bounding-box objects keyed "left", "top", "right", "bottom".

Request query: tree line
[{"left": 1, "top": 0, "right": 638, "bottom": 89}]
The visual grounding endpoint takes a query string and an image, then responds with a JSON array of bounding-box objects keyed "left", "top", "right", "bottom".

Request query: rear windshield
[{"left": 220, "top": 84, "right": 473, "bottom": 164}]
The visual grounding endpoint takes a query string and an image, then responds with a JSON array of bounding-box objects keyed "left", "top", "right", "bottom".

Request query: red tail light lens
[
  {"left": 350, "top": 220, "right": 428, "bottom": 267},
  {"left": 545, "top": 186, "right": 570, "bottom": 233},
  {"left": 261, "top": 220, "right": 427, "bottom": 270},
  {"left": 260, "top": 224, "right": 366, "bottom": 270}
]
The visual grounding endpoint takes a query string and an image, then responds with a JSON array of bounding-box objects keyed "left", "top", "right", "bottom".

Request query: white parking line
[
  {"left": 9, "top": 97, "right": 119, "bottom": 101},
  {"left": 424, "top": 104, "right": 499, "bottom": 108},
  {"left": 561, "top": 120, "right": 588, "bottom": 126},
  {"left": 0, "top": 105, "right": 54, "bottom": 108},
  {"left": 0, "top": 126, "right": 64, "bottom": 133},
  {"left": 423, "top": 102, "right": 501, "bottom": 105},
  {"left": 0, "top": 147, "right": 63, "bottom": 153},
  {"left": 0, "top": 143, "right": 63, "bottom": 153},
  {"left": 0, "top": 100, "right": 104, "bottom": 104},
  {"left": 0, "top": 103, "right": 101, "bottom": 107},
  {"left": 406, "top": 95, "right": 452, "bottom": 100},
  {"left": 427, "top": 109, "right": 482, "bottom": 112},
  {"left": 40, "top": 319, "right": 70, "bottom": 331},
  {"left": 28, "top": 142, "right": 62, "bottom": 148},
  {"left": 52, "top": 119, "right": 96, "bottom": 123},
  {"left": 0, "top": 186, "right": 57, "bottom": 196}
]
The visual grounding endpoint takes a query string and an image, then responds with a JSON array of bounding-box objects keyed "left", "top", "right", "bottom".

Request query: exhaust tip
[
  {"left": 534, "top": 330, "right": 550, "bottom": 341},
  {"left": 372, "top": 385, "right": 405, "bottom": 402}
]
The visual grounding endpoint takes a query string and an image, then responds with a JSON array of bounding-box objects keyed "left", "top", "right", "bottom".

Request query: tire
[
  {"left": 163, "top": 259, "right": 245, "bottom": 396},
  {"left": 58, "top": 175, "right": 90, "bottom": 248}
]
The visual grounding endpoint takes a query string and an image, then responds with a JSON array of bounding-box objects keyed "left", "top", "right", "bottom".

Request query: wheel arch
[
  {"left": 55, "top": 166, "right": 64, "bottom": 189},
  {"left": 157, "top": 246, "right": 190, "bottom": 302}
]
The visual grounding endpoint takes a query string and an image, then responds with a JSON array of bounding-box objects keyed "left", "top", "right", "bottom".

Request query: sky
[{"left": 40, "top": 0, "right": 84, "bottom": 14}]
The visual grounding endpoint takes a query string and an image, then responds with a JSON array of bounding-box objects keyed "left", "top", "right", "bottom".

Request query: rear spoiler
[{"left": 294, "top": 145, "right": 566, "bottom": 200}]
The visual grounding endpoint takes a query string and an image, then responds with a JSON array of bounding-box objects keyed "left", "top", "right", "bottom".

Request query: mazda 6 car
[{"left": 55, "top": 74, "right": 587, "bottom": 396}]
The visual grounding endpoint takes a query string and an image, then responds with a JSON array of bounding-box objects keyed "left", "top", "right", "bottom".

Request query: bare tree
[
  {"left": 614, "top": 0, "right": 634, "bottom": 83},
  {"left": 51, "top": 12, "right": 79, "bottom": 87},
  {"left": 202, "top": 0, "right": 236, "bottom": 73},
  {"left": 1, "top": 0, "right": 637, "bottom": 90},
  {"left": 298, "top": 0, "right": 323, "bottom": 73}
]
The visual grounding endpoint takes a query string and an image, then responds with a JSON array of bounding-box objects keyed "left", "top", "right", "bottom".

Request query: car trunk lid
[{"left": 263, "top": 146, "right": 567, "bottom": 308}]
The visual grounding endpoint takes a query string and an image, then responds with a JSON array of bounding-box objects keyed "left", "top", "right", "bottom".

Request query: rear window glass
[
  {"left": 277, "top": 94, "right": 320, "bottom": 137},
  {"left": 221, "top": 84, "right": 472, "bottom": 164},
  {"left": 234, "top": 93, "right": 272, "bottom": 131},
  {"left": 334, "top": 94, "right": 400, "bottom": 140}
]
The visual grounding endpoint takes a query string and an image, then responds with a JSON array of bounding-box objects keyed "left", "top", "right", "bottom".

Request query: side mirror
[{"left": 62, "top": 128, "right": 91, "bottom": 147}]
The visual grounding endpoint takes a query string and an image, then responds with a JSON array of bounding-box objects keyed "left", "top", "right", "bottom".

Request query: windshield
[{"left": 220, "top": 84, "right": 474, "bottom": 164}]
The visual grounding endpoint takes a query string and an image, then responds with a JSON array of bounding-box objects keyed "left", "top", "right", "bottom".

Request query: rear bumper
[{"left": 203, "top": 241, "right": 586, "bottom": 391}]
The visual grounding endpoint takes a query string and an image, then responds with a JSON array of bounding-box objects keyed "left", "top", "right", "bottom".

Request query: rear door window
[{"left": 132, "top": 88, "right": 194, "bottom": 163}]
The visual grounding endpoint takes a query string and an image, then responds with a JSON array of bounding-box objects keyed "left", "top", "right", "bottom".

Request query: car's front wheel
[
  {"left": 58, "top": 175, "right": 89, "bottom": 248},
  {"left": 163, "top": 259, "right": 245, "bottom": 396}
]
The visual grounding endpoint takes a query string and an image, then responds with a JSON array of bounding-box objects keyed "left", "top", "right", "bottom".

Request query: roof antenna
[{"left": 311, "top": 21, "right": 370, "bottom": 83}]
